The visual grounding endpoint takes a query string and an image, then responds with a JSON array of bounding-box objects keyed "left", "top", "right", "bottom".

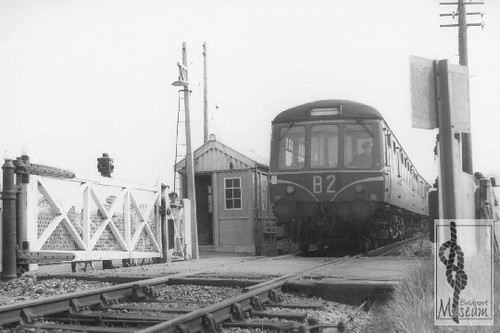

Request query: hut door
[{"left": 195, "top": 175, "right": 213, "bottom": 245}]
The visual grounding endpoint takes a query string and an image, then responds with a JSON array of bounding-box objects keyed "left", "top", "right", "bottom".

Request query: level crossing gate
[{"left": 13, "top": 175, "right": 191, "bottom": 269}]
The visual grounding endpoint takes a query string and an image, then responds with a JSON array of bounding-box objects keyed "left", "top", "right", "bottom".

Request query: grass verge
[{"left": 361, "top": 251, "right": 499, "bottom": 332}]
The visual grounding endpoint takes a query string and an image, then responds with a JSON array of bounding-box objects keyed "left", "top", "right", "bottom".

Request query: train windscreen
[
  {"left": 344, "top": 123, "right": 374, "bottom": 169},
  {"left": 278, "top": 126, "right": 305, "bottom": 170},
  {"left": 310, "top": 124, "right": 338, "bottom": 169}
]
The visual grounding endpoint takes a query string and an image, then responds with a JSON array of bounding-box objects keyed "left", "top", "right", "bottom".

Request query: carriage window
[
  {"left": 344, "top": 124, "right": 374, "bottom": 169},
  {"left": 278, "top": 126, "right": 305, "bottom": 170},
  {"left": 311, "top": 125, "right": 338, "bottom": 168}
]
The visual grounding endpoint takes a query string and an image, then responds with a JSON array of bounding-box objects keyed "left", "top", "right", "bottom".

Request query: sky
[{"left": 0, "top": 0, "right": 499, "bottom": 188}]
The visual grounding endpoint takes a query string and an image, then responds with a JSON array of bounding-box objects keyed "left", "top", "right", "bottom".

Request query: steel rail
[
  {"left": 0, "top": 254, "right": 278, "bottom": 327},
  {"left": 0, "top": 249, "right": 384, "bottom": 331},
  {"left": 137, "top": 279, "right": 287, "bottom": 333},
  {"left": 243, "top": 254, "right": 356, "bottom": 293},
  {"left": 138, "top": 255, "right": 365, "bottom": 332},
  {"left": 0, "top": 275, "right": 171, "bottom": 326},
  {"left": 364, "top": 234, "right": 427, "bottom": 257}
]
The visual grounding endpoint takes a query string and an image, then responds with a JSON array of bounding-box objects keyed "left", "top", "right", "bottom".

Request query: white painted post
[
  {"left": 25, "top": 177, "right": 38, "bottom": 271},
  {"left": 155, "top": 181, "right": 162, "bottom": 259},
  {"left": 0, "top": 178, "right": 2, "bottom": 273},
  {"left": 25, "top": 177, "right": 38, "bottom": 251},
  {"left": 183, "top": 199, "right": 192, "bottom": 260},
  {"left": 124, "top": 189, "right": 131, "bottom": 256},
  {"left": 83, "top": 182, "right": 91, "bottom": 254}
]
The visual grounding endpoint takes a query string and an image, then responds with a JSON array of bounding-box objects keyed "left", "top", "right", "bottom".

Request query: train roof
[{"left": 272, "top": 100, "right": 383, "bottom": 124}]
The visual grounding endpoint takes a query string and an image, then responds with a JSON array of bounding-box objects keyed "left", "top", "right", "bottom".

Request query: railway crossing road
[
  {"left": 29, "top": 252, "right": 421, "bottom": 308},
  {"left": 32, "top": 252, "right": 420, "bottom": 284}
]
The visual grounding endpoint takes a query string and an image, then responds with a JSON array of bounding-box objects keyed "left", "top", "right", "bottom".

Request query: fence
[
  {"left": 18, "top": 175, "right": 164, "bottom": 262},
  {"left": 1, "top": 173, "right": 192, "bottom": 273}
]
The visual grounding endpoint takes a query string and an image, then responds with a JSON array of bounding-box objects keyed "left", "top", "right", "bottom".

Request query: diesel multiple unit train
[{"left": 270, "top": 100, "right": 431, "bottom": 252}]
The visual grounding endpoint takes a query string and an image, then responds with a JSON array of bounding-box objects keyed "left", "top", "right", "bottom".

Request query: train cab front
[{"left": 269, "top": 101, "right": 387, "bottom": 250}]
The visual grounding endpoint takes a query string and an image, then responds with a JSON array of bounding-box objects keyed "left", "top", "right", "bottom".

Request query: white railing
[{"left": 19, "top": 175, "right": 169, "bottom": 262}]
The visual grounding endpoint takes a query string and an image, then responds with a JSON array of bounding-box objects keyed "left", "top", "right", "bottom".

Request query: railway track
[
  {"left": 0, "top": 238, "right": 423, "bottom": 332},
  {"left": 363, "top": 234, "right": 428, "bottom": 257}
]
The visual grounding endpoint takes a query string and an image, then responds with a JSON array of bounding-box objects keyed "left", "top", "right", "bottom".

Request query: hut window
[{"left": 224, "top": 177, "right": 242, "bottom": 210}]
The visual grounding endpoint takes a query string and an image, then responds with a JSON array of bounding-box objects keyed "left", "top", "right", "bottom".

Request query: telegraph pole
[
  {"left": 440, "top": 0, "right": 485, "bottom": 175},
  {"left": 172, "top": 42, "right": 199, "bottom": 259},
  {"left": 457, "top": 0, "right": 468, "bottom": 67},
  {"left": 182, "top": 43, "right": 199, "bottom": 259},
  {"left": 203, "top": 42, "right": 209, "bottom": 142}
]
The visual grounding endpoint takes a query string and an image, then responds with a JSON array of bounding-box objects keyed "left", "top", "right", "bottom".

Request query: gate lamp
[{"left": 172, "top": 80, "right": 188, "bottom": 87}]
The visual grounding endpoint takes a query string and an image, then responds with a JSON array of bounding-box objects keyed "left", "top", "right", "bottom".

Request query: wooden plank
[
  {"left": 37, "top": 215, "right": 64, "bottom": 248},
  {"left": 124, "top": 190, "right": 131, "bottom": 251},
  {"left": 37, "top": 178, "right": 62, "bottom": 215},
  {"left": 61, "top": 218, "right": 86, "bottom": 250},
  {"left": 129, "top": 221, "right": 147, "bottom": 250},
  {"left": 89, "top": 218, "right": 110, "bottom": 250},
  {"left": 143, "top": 224, "right": 161, "bottom": 252},
  {"left": 129, "top": 192, "right": 145, "bottom": 222},
  {"left": 107, "top": 219, "right": 129, "bottom": 252},
  {"left": 90, "top": 187, "right": 109, "bottom": 219},
  {"left": 83, "top": 183, "right": 91, "bottom": 251}
]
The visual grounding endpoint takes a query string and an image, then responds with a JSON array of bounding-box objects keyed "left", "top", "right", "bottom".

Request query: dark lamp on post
[
  {"left": 97, "top": 153, "right": 114, "bottom": 178},
  {"left": 172, "top": 80, "right": 188, "bottom": 87}
]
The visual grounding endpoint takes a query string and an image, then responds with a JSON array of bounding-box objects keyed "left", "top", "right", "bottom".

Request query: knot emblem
[{"left": 438, "top": 221, "right": 468, "bottom": 323}]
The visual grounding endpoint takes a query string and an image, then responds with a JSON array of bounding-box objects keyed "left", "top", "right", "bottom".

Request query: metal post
[
  {"left": 436, "top": 60, "right": 457, "bottom": 219},
  {"left": 458, "top": 0, "right": 473, "bottom": 175},
  {"left": 2, "top": 158, "right": 17, "bottom": 280},
  {"left": 181, "top": 42, "right": 199, "bottom": 259},
  {"left": 203, "top": 42, "right": 209, "bottom": 143},
  {"left": 16, "top": 155, "right": 29, "bottom": 251},
  {"left": 458, "top": 0, "right": 469, "bottom": 67},
  {"left": 436, "top": 59, "right": 476, "bottom": 251},
  {"left": 160, "top": 185, "right": 170, "bottom": 263}
]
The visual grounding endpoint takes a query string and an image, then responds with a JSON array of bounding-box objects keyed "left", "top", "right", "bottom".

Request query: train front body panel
[{"left": 269, "top": 100, "right": 430, "bottom": 251}]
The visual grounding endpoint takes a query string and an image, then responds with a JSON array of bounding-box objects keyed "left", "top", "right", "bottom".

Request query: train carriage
[{"left": 269, "top": 100, "right": 430, "bottom": 252}]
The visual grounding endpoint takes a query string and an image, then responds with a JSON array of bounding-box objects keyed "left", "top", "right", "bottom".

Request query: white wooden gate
[{"left": 20, "top": 176, "right": 163, "bottom": 261}]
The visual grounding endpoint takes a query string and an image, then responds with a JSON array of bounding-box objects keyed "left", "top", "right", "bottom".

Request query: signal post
[{"left": 410, "top": 56, "right": 475, "bottom": 247}]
